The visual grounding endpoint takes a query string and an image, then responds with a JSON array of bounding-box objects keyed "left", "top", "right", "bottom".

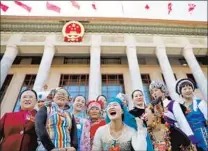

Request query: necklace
[{"left": 109, "top": 124, "right": 124, "bottom": 140}]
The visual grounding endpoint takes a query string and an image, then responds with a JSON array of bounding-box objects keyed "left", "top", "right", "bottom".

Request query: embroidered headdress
[
  {"left": 87, "top": 100, "right": 102, "bottom": 113},
  {"left": 149, "top": 81, "right": 169, "bottom": 96},
  {"left": 175, "top": 78, "right": 195, "bottom": 95}
]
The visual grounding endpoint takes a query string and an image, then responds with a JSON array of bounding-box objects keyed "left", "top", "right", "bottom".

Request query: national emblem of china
[{"left": 62, "top": 21, "right": 85, "bottom": 42}]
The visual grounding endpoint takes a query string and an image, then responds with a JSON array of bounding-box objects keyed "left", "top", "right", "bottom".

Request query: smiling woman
[
  {"left": 35, "top": 87, "right": 78, "bottom": 151},
  {"left": 92, "top": 97, "right": 148, "bottom": 151},
  {"left": 0, "top": 89, "right": 38, "bottom": 151}
]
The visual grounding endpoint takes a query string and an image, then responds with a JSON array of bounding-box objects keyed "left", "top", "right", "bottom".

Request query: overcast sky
[{"left": 1, "top": 1, "right": 207, "bottom": 21}]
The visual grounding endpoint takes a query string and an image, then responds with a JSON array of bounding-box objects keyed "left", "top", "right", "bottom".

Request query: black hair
[
  {"left": 179, "top": 81, "right": 195, "bottom": 95},
  {"left": 131, "top": 89, "right": 143, "bottom": 99},
  {"left": 19, "top": 88, "right": 38, "bottom": 100},
  {"left": 73, "top": 95, "right": 87, "bottom": 104},
  {"left": 96, "top": 95, "right": 107, "bottom": 102}
]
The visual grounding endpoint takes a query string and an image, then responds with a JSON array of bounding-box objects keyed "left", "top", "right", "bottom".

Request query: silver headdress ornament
[
  {"left": 149, "top": 81, "right": 169, "bottom": 96},
  {"left": 37, "top": 91, "right": 50, "bottom": 101},
  {"left": 116, "top": 93, "right": 130, "bottom": 106},
  {"left": 175, "top": 78, "right": 195, "bottom": 95}
]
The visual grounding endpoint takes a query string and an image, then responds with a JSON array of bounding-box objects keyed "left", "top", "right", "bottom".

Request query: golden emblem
[{"left": 62, "top": 21, "right": 85, "bottom": 42}]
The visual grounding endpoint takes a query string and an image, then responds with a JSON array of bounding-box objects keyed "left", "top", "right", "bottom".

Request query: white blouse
[{"left": 92, "top": 124, "right": 147, "bottom": 151}]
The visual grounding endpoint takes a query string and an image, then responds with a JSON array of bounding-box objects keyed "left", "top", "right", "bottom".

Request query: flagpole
[{"left": 120, "top": 1, "right": 124, "bottom": 17}]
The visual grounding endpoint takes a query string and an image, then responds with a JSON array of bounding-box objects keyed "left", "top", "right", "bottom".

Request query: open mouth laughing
[{"left": 109, "top": 109, "right": 117, "bottom": 117}]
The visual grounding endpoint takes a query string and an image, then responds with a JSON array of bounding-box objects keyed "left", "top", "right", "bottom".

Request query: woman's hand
[
  {"left": 66, "top": 147, "right": 76, "bottom": 151},
  {"left": 135, "top": 117, "right": 143, "bottom": 129},
  {"left": 51, "top": 148, "right": 69, "bottom": 151},
  {"left": 135, "top": 117, "right": 147, "bottom": 136}
]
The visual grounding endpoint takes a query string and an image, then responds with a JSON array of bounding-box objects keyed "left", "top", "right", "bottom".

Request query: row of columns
[{"left": 0, "top": 34, "right": 207, "bottom": 101}]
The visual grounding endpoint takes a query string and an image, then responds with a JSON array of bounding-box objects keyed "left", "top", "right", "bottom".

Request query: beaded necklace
[{"left": 147, "top": 104, "right": 171, "bottom": 151}]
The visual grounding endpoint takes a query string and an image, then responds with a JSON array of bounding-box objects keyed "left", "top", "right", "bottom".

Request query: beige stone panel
[
  {"left": 202, "top": 66, "right": 208, "bottom": 78},
  {"left": 172, "top": 66, "right": 207, "bottom": 80},
  {"left": 1, "top": 66, "right": 39, "bottom": 116},
  {"left": 1, "top": 73, "right": 25, "bottom": 117},
  {"left": 172, "top": 66, "right": 191, "bottom": 80},
  {"left": 47, "top": 65, "right": 90, "bottom": 89},
  {"left": 140, "top": 65, "right": 162, "bottom": 81}
]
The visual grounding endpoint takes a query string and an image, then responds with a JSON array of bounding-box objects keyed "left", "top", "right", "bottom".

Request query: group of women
[{"left": 0, "top": 78, "right": 207, "bottom": 151}]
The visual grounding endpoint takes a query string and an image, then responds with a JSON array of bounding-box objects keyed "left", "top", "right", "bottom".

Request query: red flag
[
  {"left": 71, "top": 1, "right": 80, "bottom": 9},
  {"left": 188, "top": 3, "right": 196, "bottom": 14},
  {"left": 0, "top": 2, "right": 9, "bottom": 12},
  {"left": 14, "top": 0, "right": 31, "bottom": 12},
  {"left": 92, "top": 2, "right": 96, "bottom": 10},
  {"left": 145, "top": 4, "right": 150, "bottom": 10},
  {"left": 46, "top": 1, "right": 61, "bottom": 13},
  {"left": 168, "top": 2, "right": 172, "bottom": 14}
]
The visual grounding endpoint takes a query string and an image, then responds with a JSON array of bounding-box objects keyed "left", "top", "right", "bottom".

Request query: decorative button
[
  {"left": 77, "top": 124, "right": 81, "bottom": 129},
  {"left": 20, "top": 130, "right": 24, "bottom": 135}
]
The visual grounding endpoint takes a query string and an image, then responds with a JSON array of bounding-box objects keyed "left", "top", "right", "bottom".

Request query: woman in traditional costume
[
  {"left": 175, "top": 78, "right": 208, "bottom": 151},
  {"left": 0, "top": 89, "right": 38, "bottom": 151},
  {"left": 96, "top": 95, "right": 107, "bottom": 118},
  {"left": 129, "top": 89, "right": 146, "bottom": 119},
  {"left": 70, "top": 95, "right": 88, "bottom": 151},
  {"left": 35, "top": 87, "right": 77, "bottom": 151},
  {"left": 80, "top": 100, "right": 106, "bottom": 151},
  {"left": 35, "top": 91, "right": 49, "bottom": 111},
  {"left": 92, "top": 97, "right": 147, "bottom": 151},
  {"left": 144, "top": 104, "right": 195, "bottom": 151},
  {"left": 129, "top": 89, "right": 154, "bottom": 151},
  {"left": 149, "top": 81, "right": 197, "bottom": 145}
]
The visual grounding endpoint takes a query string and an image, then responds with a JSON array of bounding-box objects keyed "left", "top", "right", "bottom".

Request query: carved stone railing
[
  {"left": 161, "top": 37, "right": 182, "bottom": 45},
  {"left": 188, "top": 37, "right": 206, "bottom": 45},
  {"left": 135, "top": 36, "right": 153, "bottom": 43},
  {"left": 0, "top": 21, "right": 207, "bottom": 36},
  {"left": 1, "top": 34, "right": 12, "bottom": 42},
  {"left": 102, "top": 35, "right": 124, "bottom": 43},
  {"left": 20, "top": 35, "right": 46, "bottom": 42}
]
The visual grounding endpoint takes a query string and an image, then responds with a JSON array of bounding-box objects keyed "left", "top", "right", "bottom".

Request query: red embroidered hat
[{"left": 87, "top": 100, "right": 102, "bottom": 112}]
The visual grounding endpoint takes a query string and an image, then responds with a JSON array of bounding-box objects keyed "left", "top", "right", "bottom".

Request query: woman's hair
[
  {"left": 178, "top": 82, "right": 194, "bottom": 95},
  {"left": 19, "top": 88, "right": 38, "bottom": 100},
  {"left": 47, "top": 87, "right": 70, "bottom": 101},
  {"left": 131, "top": 89, "right": 143, "bottom": 99},
  {"left": 175, "top": 78, "right": 196, "bottom": 95},
  {"left": 73, "top": 95, "right": 86, "bottom": 104},
  {"left": 96, "top": 95, "right": 107, "bottom": 102},
  {"left": 56, "top": 87, "right": 70, "bottom": 98}
]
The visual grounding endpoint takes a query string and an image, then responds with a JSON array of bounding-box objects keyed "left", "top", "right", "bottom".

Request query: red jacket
[{"left": 0, "top": 110, "right": 38, "bottom": 151}]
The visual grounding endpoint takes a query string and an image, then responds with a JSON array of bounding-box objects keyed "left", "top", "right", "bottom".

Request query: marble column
[
  {"left": 183, "top": 46, "right": 207, "bottom": 100},
  {"left": 154, "top": 36, "right": 180, "bottom": 101},
  {"left": 33, "top": 34, "right": 56, "bottom": 92},
  {"left": 126, "top": 46, "right": 144, "bottom": 91},
  {"left": 88, "top": 35, "right": 101, "bottom": 100},
  {"left": 125, "top": 35, "right": 144, "bottom": 101},
  {"left": 0, "top": 34, "right": 22, "bottom": 88}
]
